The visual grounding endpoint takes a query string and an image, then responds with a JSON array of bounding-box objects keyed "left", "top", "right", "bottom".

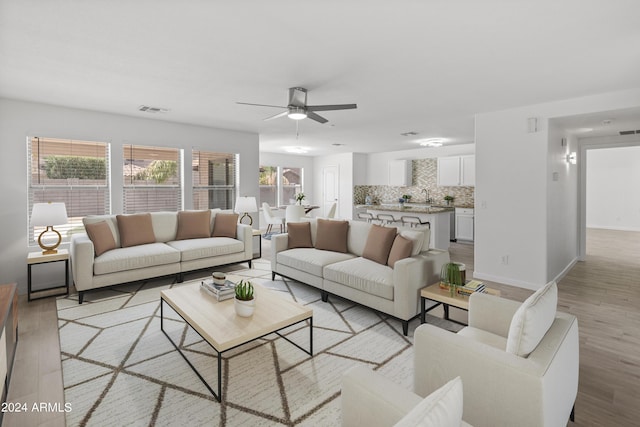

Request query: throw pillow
[
  {"left": 84, "top": 221, "right": 116, "bottom": 256},
  {"left": 362, "top": 224, "right": 397, "bottom": 265},
  {"left": 393, "top": 377, "right": 463, "bottom": 427},
  {"left": 506, "top": 281, "right": 558, "bottom": 357},
  {"left": 387, "top": 235, "right": 413, "bottom": 267},
  {"left": 212, "top": 213, "right": 239, "bottom": 238},
  {"left": 399, "top": 229, "right": 425, "bottom": 256},
  {"left": 315, "top": 219, "right": 349, "bottom": 253},
  {"left": 116, "top": 213, "right": 156, "bottom": 248},
  {"left": 175, "top": 210, "right": 211, "bottom": 240},
  {"left": 287, "top": 222, "right": 313, "bottom": 249}
]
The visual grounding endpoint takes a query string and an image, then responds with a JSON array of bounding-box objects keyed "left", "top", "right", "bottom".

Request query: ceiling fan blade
[
  {"left": 306, "top": 103, "right": 357, "bottom": 112},
  {"left": 237, "top": 102, "right": 287, "bottom": 109},
  {"left": 307, "top": 111, "right": 328, "bottom": 124},
  {"left": 263, "top": 110, "right": 289, "bottom": 121}
]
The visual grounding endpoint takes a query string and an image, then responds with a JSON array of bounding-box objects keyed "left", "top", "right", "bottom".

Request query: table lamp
[
  {"left": 234, "top": 196, "right": 258, "bottom": 226},
  {"left": 31, "top": 202, "right": 68, "bottom": 255}
]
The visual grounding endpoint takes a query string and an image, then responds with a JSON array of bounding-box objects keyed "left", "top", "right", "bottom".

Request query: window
[
  {"left": 281, "top": 167, "right": 303, "bottom": 204},
  {"left": 27, "top": 137, "right": 110, "bottom": 245},
  {"left": 259, "top": 166, "right": 277, "bottom": 207},
  {"left": 192, "top": 150, "right": 237, "bottom": 210},
  {"left": 123, "top": 144, "right": 182, "bottom": 213}
]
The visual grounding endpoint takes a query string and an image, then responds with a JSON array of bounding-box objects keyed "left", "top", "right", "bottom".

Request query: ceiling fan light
[{"left": 288, "top": 107, "right": 307, "bottom": 120}]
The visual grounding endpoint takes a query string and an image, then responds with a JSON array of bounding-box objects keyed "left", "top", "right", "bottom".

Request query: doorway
[{"left": 322, "top": 165, "right": 339, "bottom": 218}]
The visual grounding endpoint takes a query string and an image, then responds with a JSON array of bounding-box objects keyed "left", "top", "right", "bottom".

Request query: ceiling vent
[
  {"left": 400, "top": 131, "right": 419, "bottom": 137},
  {"left": 619, "top": 130, "right": 640, "bottom": 135},
  {"left": 138, "top": 105, "right": 169, "bottom": 113}
]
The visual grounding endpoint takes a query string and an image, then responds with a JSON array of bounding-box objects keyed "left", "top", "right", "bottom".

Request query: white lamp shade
[
  {"left": 31, "top": 202, "right": 68, "bottom": 226},
  {"left": 234, "top": 196, "right": 258, "bottom": 214}
]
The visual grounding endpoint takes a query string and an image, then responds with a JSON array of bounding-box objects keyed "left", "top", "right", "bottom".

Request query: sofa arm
[
  {"left": 270, "top": 233, "right": 289, "bottom": 272},
  {"left": 468, "top": 292, "right": 521, "bottom": 338},
  {"left": 236, "top": 224, "right": 253, "bottom": 260},
  {"left": 342, "top": 366, "right": 422, "bottom": 427},
  {"left": 70, "top": 233, "right": 95, "bottom": 292}
]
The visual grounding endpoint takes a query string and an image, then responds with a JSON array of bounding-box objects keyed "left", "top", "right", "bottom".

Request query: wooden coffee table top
[
  {"left": 420, "top": 282, "right": 500, "bottom": 311},
  {"left": 161, "top": 280, "right": 312, "bottom": 352}
]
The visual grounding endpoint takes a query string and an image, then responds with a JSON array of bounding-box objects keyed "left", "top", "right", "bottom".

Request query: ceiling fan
[{"left": 237, "top": 87, "right": 357, "bottom": 124}]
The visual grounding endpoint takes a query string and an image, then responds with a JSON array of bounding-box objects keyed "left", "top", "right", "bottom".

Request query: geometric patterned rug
[{"left": 57, "top": 258, "right": 462, "bottom": 427}]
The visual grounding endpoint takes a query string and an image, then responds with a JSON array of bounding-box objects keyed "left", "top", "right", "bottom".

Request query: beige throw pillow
[
  {"left": 362, "top": 224, "right": 397, "bottom": 265},
  {"left": 116, "top": 213, "right": 156, "bottom": 248},
  {"left": 393, "top": 376, "right": 463, "bottom": 427},
  {"left": 212, "top": 213, "right": 239, "bottom": 238},
  {"left": 175, "top": 210, "right": 211, "bottom": 240},
  {"left": 85, "top": 221, "right": 117, "bottom": 256},
  {"left": 287, "top": 222, "right": 313, "bottom": 249},
  {"left": 506, "top": 281, "right": 558, "bottom": 357},
  {"left": 315, "top": 219, "right": 349, "bottom": 253},
  {"left": 387, "top": 235, "right": 413, "bottom": 267}
]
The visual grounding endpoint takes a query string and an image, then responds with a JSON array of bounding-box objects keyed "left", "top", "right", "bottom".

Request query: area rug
[{"left": 57, "top": 259, "right": 462, "bottom": 426}]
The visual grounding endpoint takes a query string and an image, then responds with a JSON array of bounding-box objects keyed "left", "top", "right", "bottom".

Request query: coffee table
[
  {"left": 160, "top": 280, "right": 313, "bottom": 401},
  {"left": 420, "top": 282, "right": 500, "bottom": 325}
]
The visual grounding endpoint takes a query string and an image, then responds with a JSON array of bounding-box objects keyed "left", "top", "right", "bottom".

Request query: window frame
[{"left": 192, "top": 149, "right": 238, "bottom": 210}]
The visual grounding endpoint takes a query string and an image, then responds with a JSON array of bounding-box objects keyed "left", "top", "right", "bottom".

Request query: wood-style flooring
[{"left": 3, "top": 229, "right": 639, "bottom": 426}]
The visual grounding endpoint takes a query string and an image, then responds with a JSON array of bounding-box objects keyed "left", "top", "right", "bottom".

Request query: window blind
[{"left": 192, "top": 150, "right": 237, "bottom": 210}]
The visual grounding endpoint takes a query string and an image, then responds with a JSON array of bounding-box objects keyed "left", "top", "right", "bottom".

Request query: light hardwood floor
[{"left": 3, "top": 229, "right": 639, "bottom": 426}]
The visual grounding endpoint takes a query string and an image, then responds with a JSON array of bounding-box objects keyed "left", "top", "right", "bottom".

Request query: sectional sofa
[
  {"left": 271, "top": 218, "right": 450, "bottom": 335},
  {"left": 70, "top": 209, "right": 252, "bottom": 303}
]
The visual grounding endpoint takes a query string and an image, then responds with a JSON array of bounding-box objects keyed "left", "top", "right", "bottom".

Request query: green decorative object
[
  {"left": 440, "top": 262, "right": 463, "bottom": 296},
  {"left": 235, "top": 280, "right": 254, "bottom": 301},
  {"left": 444, "top": 195, "right": 455, "bottom": 206},
  {"left": 234, "top": 279, "right": 255, "bottom": 317},
  {"left": 295, "top": 193, "right": 306, "bottom": 205}
]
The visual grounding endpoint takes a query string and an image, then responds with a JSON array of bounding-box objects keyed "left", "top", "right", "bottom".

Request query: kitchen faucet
[{"left": 422, "top": 188, "right": 432, "bottom": 204}]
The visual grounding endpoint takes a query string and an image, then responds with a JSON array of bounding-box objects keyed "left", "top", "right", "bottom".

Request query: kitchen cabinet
[
  {"left": 455, "top": 208, "right": 474, "bottom": 241},
  {"left": 437, "top": 155, "right": 475, "bottom": 186},
  {"left": 388, "top": 160, "right": 412, "bottom": 186}
]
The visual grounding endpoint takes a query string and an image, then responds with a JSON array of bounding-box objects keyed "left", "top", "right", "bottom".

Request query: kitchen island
[{"left": 356, "top": 204, "right": 453, "bottom": 249}]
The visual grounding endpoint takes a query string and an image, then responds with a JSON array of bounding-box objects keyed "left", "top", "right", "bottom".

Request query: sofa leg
[
  {"left": 272, "top": 272, "right": 276, "bottom": 281},
  {"left": 177, "top": 273, "right": 183, "bottom": 283},
  {"left": 78, "top": 291, "right": 84, "bottom": 304},
  {"left": 570, "top": 404, "right": 575, "bottom": 422},
  {"left": 402, "top": 320, "right": 409, "bottom": 336},
  {"left": 321, "top": 291, "right": 329, "bottom": 302}
]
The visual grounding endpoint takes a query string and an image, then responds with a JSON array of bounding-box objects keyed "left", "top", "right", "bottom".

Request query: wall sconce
[
  {"left": 31, "top": 202, "right": 68, "bottom": 254},
  {"left": 566, "top": 152, "right": 577, "bottom": 165},
  {"left": 234, "top": 196, "right": 258, "bottom": 226}
]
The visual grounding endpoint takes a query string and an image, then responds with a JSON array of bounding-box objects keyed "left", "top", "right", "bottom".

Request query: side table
[
  {"left": 27, "top": 249, "right": 69, "bottom": 301},
  {"left": 420, "top": 282, "right": 500, "bottom": 326},
  {"left": 252, "top": 229, "right": 262, "bottom": 259}
]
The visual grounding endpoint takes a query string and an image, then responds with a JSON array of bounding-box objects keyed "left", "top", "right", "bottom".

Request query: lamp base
[
  {"left": 239, "top": 212, "right": 253, "bottom": 226},
  {"left": 38, "top": 226, "right": 62, "bottom": 255}
]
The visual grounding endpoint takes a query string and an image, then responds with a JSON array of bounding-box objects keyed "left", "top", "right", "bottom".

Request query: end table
[{"left": 27, "top": 249, "right": 69, "bottom": 301}]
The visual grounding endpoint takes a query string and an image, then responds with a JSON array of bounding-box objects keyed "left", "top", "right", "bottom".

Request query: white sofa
[
  {"left": 271, "top": 218, "right": 450, "bottom": 335},
  {"left": 70, "top": 210, "right": 253, "bottom": 303},
  {"left": 414, "top": 284, "right": 579, "bottom": 427}
]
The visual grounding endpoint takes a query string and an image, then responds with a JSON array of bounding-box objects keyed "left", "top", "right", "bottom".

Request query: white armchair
[{"left": 414, "top": 281, "right": 579, "bottom": 427}]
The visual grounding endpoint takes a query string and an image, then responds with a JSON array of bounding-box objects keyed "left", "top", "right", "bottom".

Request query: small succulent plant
[{"left": 235, "top": 280, "right": 254, "bottom": 301}]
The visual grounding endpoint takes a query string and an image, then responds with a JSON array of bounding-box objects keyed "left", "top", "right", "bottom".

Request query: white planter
[{"left": 234, "top": 297, "right": 255, "bottom": 317}]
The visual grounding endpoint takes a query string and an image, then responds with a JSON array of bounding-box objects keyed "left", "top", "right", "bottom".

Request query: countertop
[{"left": 355, "top": 204, "right": 454, "bottom": 214}]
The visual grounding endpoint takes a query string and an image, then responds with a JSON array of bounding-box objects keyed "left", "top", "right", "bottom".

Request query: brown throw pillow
[
  {"left": 387, "top": 235, "right": 413, "bottom": 268},
  {"left": 116, "top": 213, "right": 156, "bottom": 248},
  {"left": 362, "top": 224, "right": 397, "bottom": 265},
  {"left": 85, "top": 221, "right": 117, "bottom": 256},
  {"left": 175, "top": 210, "right": 211, "bottom": 240},
  {"left": 287, "top": 222, "right": 313, "bottom": 249},
  {"left": 315, "top": 219, "right": 349, "bottom": 253},
  {"left": 212, "top": 213, "right": 239, "bottom": 238}
]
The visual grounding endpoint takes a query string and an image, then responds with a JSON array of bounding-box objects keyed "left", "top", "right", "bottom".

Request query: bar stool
[
  {"left": 376, "top": 213, "right": 400, "bottom": 225},
  {"left": 357, "top": 212, "right": 374, "bottom": 223},
  {"left": 401, "top": 216, "right": 431, "bottom": 228}
]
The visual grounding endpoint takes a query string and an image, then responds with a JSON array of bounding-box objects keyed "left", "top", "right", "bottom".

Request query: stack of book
[
  {"left": 456, "top": 280, "right": 486, "bottom": 296},
  {"left": 200, "top": 279, "right": 236, "bottom": 301}
]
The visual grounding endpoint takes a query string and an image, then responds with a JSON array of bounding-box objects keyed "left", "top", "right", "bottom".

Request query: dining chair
[{"left": 262, "top": 202, "right": 284, "bottom": 234}]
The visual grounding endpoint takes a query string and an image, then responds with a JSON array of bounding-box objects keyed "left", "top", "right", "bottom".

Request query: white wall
[
  {"left": 586, "top": 145, "right": 640, "bottom": 231},
  {"left": 365, "top": 144, "right": 475, "bottom": 185},
  {"left": 474, "top": 88, "right": 640, "bottom": 290},
  {"left": 0, "top": 98, "right": 259, "bottom": 295},
  {"left": 313, "top": 153, "right": 355, "bottom": 219}
]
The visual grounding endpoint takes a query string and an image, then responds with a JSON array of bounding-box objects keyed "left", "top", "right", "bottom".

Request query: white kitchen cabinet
[
  {"left": 437, "top": 155, "right": 475, "bottom": 187},
  {"left": 388, "top": 160, "right": 412, "bottom": 186},
  {"left": 455, "top": 208, "right": 474, "bottom": 241}
]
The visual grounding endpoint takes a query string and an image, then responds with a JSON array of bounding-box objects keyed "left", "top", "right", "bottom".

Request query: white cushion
[
  {"left": 167, "top": 237, "right": 244, "bottom": 262},
  {"left": 506, "top": 281, "right": 558, "bottom": 357},
  {"left": 399, "top": 229, "right": 425, "bottom": 256},
  {"left": 93, "top": 243, "right": 180, "bottom": 275},
  {"left": 83, "top": 215, "right": 120, "bottom": 247},
  {"left": 277, "top": 248, "right": 355, "bottom": 277},
  {"left": 151, "top": 211, "right": 178, "bottom": 242},
  {"left": 323, "top": 257, "right": 394, "bottom": 300},
  {"left": 393, "top": 376, "right": 463, "bottom": 427},
  {"left": 346, "top": 220, "right": 373, "bottom": 257}
]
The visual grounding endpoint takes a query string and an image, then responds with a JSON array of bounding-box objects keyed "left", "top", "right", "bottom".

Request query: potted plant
[
  {"left": 295, "top": 193, "right": 306, "bottom": 205},
  {"left": 444, "top": 195, "right": 455, "bottom": 206},
  {"left": 440, "top": 262, "right": 463, "bottom": 296},
  {"left": 234, "top": 280, "right": 255, "bottom": 317}
]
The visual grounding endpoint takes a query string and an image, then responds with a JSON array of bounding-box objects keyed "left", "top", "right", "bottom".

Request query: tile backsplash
[{"left": 354, "top": 159, "right": 475, "bottom": 206}]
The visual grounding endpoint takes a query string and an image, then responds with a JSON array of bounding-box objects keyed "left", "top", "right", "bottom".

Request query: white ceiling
[{"left": 1, "top": 1, "right": 639, "bottom": 156}]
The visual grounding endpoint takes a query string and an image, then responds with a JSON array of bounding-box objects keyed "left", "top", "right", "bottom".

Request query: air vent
[
  {"left": 619, "top": 130, "right": 640, "bottom": 135},
  {"left": 138, "top": 105, "right": 169, "bottom": 114},
  {"left": 400, "top": 131, "right": 418, "bottom": 137}
]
